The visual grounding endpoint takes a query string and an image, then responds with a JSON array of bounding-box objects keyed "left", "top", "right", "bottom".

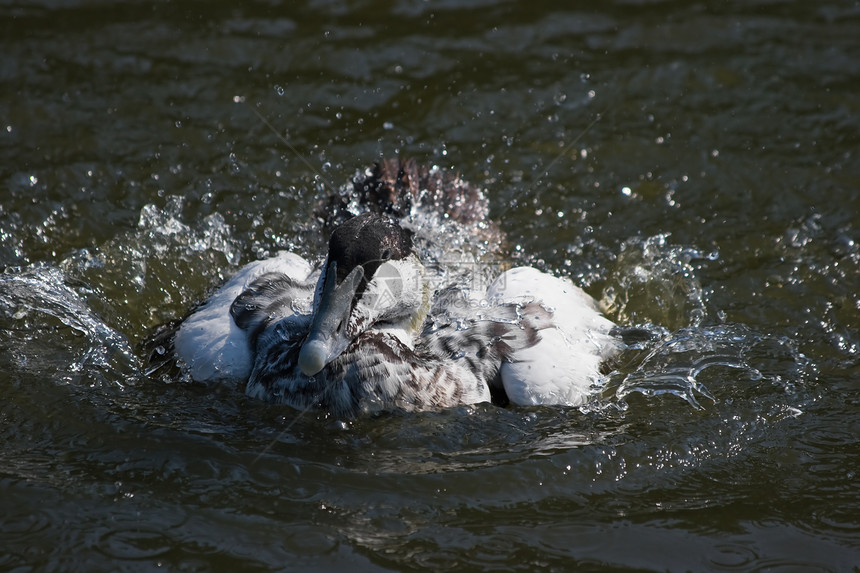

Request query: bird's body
[{"left": 169, "top": 160, "right": 621, "bottom": 417}]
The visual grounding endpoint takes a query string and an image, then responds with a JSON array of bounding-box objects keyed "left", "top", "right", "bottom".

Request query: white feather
[
  {"left": 174, "top": 252, "right": 313, "bottom": 382},
  {"left": 487, "top": 266, "right": 620, "bottom": 406}
]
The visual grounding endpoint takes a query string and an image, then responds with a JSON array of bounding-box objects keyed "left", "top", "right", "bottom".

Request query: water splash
[
  {"left": 602, "top": 234, "right": 718, "bottom": 330},
  {"left": 609, "top": 323, "right": 811, "bottom": 410},
  {"left": 0, "top": 265, "right": 139, "bottom": 386},
  {"left": 62, "top": 196, "right": 244, "bottom": 335},
  {"left": 137, "top": 195, "right": 242, "bottom": 267}
]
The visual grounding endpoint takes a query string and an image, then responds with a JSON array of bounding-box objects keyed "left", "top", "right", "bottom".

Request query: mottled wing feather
[
  {"left": 418, "top": 302, "right": 551, "bottom": 405},
  {"left": 246, "top": 327, "right": 496, "bottom": 417},
  {"left": 173, "top": 252, "right": 314, "bottom": 382},
  {"left": 230, "top": 272, "right": 314, "bottom": 345},
  {"left": 349, "top": 333, "right": 490, "bottom": 411},
  {"left": 245, "top": 319, "right": 310, "bottom": 405}
]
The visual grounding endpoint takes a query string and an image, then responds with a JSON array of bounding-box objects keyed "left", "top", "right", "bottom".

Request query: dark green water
[{"left": 2, "top": 1, "right": 859, "bottom": 571}]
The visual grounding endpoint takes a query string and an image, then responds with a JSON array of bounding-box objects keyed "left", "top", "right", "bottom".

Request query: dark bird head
[{"left": 298, "top": 213, "right": 427, "bottom": 376}]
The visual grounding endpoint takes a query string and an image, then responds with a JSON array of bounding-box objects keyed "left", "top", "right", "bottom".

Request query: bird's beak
[{"left": 298, "top": 261, "right": 364, "bottom": 376}]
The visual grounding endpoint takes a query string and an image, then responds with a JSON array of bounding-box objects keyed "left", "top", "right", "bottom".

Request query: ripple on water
[
  {"left": 798, "top": 427, "right": 858, "bottom": 452},
  {"left": 749, "top": 561, "right": 838, "bottom": 573},
  {"left": 97, "top": 528, "right": 173, "bottom": 561},
  {"left": 707, "top": 543, "right": 758, "bottom": 570},
  {"left": 810, "top": 505, "right": 860, "bottom": 541},
  {"left": 793, "top": 422, "right": 860, "bottom": 542},
  {"left": 709, "top": 542, "right": 847, "bottom": 573},
  {"left": 0, "top": 508, "right": 52, "bottom": 541}
]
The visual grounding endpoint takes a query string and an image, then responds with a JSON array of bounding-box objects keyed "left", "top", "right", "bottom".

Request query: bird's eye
[{"left": 380, "top": 248, "right": 392, "bottom": 260}]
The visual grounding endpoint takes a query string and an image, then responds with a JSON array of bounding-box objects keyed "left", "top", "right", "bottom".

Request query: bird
[{"left": 163, "top": 159, "right": 622, "bottom": 417}]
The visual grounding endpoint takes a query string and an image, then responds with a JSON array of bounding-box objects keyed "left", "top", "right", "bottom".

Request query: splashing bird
[{"left": 164, "top": 160, "right": 621, "bottom": 416}]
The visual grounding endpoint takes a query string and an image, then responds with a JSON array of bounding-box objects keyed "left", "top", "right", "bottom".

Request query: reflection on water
[{"left": 2, "top": 0, "right": 859, "bottom": 570}]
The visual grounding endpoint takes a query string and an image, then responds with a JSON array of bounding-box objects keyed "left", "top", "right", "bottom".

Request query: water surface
[{"left": 2, "top": 0, "right": 859, "bottom": 571}]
